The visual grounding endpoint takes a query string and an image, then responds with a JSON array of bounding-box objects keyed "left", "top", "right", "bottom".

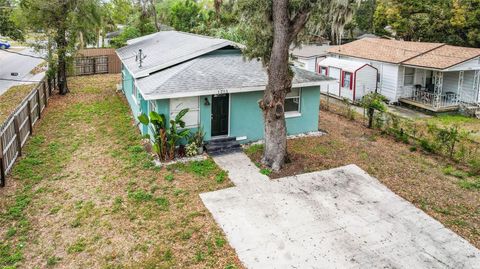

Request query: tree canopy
[
  {"left": 369, "top": 0, "right": 480, "bottom": 47},
  {"left": 0, "top": 0, "right": 23, "bottom": 40}
]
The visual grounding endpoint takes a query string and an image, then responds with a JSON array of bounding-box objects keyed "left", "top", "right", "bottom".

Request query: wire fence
[
  {"left": 0, "top": 75, "right": 55, "bottom": 187},
  {"left": 320, "top": 97, "right": 480, "bottom": 167}
]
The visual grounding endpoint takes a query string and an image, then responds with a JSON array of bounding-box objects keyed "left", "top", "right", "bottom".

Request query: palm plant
[{"left": 138, "top": 108, "right": 190, "bottom": 161}]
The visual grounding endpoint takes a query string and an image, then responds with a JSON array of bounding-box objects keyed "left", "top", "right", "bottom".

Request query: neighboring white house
[
  {"left": 317, "top": 57, "right": 378, "bottom": 102},
  {"left": 290, "top": 45, "right": 332, "bottom": 73},
  {"left": 327, "top": 38, "right": 480, "bottom": 112}
]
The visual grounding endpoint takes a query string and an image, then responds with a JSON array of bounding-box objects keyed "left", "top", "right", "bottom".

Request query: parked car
[{"left": 0, "top": 40, "right": 11, "bottom": 49}]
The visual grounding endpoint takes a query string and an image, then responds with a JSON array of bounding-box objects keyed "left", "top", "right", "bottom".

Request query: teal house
[{"left": 116, "top": 31, "right": 331, "bottom": 146}]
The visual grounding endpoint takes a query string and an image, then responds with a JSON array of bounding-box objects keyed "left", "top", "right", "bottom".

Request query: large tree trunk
[
  {"left": 260, "top": 0, "right": 313, "bottom": 171},
  {"left": 57, "top": 30, "right": 68, "bottom": 95},
  {"left": 56, "top": 1, "right": 69, "bottom": 95},
  {"left": 261, "top": 0, "right": 294, "bottom": 171},
  {"left": 78, "top": 31, "right": 85, "bottom": 49},
  {"left": 150, "top": 0, "right": 160, "bottom": 31}
]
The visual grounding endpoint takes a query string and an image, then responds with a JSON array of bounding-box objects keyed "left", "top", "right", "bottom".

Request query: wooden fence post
[
  {"left": 13, "top": 115, "right": 22, "bottom": 157},
  {"left": 27, "top": 100, "right": 33, "bottom": 136},
  {"left": 43, "top": 81, "right": 48, "bottom": 107},
  {"left": 0, "top": 133, "right": 5, "bottom": 187},
  {"left": 47, "top": 77, "right": 52, "bottom": 95},
  {"left": 36, "top": 88, "right": 42, "bottom": 120}
]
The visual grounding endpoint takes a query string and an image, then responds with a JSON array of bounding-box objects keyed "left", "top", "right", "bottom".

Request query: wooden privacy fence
[
  {"left": 73, "top": 48, "right": 121, "bottom": 76},
  {"left": 0, "top": 76, "right": 54, "bottom": 187}
]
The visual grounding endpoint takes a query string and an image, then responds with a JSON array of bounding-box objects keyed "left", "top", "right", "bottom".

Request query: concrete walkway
[
  {"left": 212, "top": 152, "right": 269, "bottom": 188},
  {"left": 202, "top": 153, "right": 480, "bottom": 269}
]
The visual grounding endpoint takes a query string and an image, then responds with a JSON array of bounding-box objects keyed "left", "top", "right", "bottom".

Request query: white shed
[{"left": 318, "top": 57, "right": 378, "bottom": 102}]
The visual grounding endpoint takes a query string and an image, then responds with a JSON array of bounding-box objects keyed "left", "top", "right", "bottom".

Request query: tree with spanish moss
[{"left": 237, "top": 0, "right": 358, "bottom": 170}]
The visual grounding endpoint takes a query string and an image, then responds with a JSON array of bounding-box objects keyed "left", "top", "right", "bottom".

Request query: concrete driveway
[
  {"left": 201, "top": 153, "right": 480, "bottom": 268},
  {"left": 0, "top": 48, "right": 44, "bottom": 95}
]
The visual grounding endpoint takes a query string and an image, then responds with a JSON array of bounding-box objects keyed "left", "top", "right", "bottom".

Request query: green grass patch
[
  {"left": 170, "top": 159, "right": 219, "bottom": 178},
  {"left": 458, "top": 178, "right": 480, "bottom": 190},
  {"left": 155, "top": 197, "right": 170, "bottom": 211},
  {"left": 128, "top": 189, "right": 153, "bottom": 202},
  {"left": 164, "top": 173, "right": 174, "bottom": 182},
  {"left": 67, "top": 238, "right": 87, "bottom": 254},
  {"left": 244, "top": 144, "right": 264, "bottom": 155},
  {"left": 215, "top": 170, "right": 227, "bottom": 183},
  {"left": 429, "top": 114, "right": 478, "bottom": 125},
  {"left": 442, "top": 166, "right": 469, "bottom": 179},
  {"left": 46, "top": 255, "right": 61, "bottom": 267},
  {"left": 260, "top": 168, "right": 272, "bottom": 176}
]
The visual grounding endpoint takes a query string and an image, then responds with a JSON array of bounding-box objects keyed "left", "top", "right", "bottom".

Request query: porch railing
[{"left": 401, "top": 87, "right": 459, "bottom": 109}]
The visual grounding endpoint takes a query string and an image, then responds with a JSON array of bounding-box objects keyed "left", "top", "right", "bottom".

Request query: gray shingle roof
[
  {"left": 291, "top": 45, "right": 332, "bottom": 58},
  {"left": 117, "top": 31, "right": 236, "bottom": 78},
  {"left": 137, "top": 51, "right": 333, "bottom": 100}
]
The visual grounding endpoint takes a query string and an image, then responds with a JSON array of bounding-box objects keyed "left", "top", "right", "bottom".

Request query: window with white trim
[
  {"left": 149, "top": 100, "right": 157, "bottom": 112},
  {"left": 170, "top": 97, "right": 199, "bottom": 128},
  {"left": 404, "top": 67, "right": 415, "bottom": 85},
  {"left": 132, "top": 82, "right": 139, "bottom": 104},
  {"left": 285, "top": 88, "right": 301, "bottom": 113},
  {"left": 343, "top": 72, "right": 352, "bottom": 89}
]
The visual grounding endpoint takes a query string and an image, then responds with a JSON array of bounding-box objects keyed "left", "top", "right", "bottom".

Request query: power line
[{"left": 0, "top": 48, "right": 46, "bottom": 60}]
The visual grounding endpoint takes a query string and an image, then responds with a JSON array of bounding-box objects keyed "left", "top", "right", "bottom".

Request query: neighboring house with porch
[
  {"left": 327, "top": 38, "right": 480, "bottom": 112},
  {"left": 116, "top": 31, "right": 331, "bottom": 148}
]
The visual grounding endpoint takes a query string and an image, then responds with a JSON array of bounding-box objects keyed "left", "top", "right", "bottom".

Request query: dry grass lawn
[
  {"left": 0, "top": 84, "right": 36, "bottom": 124},
  {"left": 0, "top": 74, "right": 242, "bottom": 268},
  {"left": 246, "top": 110, "right": 480, "bottom": 249},
  {"left": 422, "top": 114, "right": 480, "bottom": 143}
]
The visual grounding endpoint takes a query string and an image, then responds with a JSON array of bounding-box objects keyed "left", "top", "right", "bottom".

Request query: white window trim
[
  {"left": 404, "top": 67, "right": 415, "bottom": 86},
  {"left": 149, "top": 100, "right": 157, "bottom": 112},
  {"left": 343, "top": 72, "right": 352, "bottom": 89},
  {"left": 132, "top": 83, "right": 140, "bottom": 105},
  {"left": 285, "top": 111, "right": 302, "bottom": 118},
  {"left": 170, "top": 97, "right": 200, "bottom": 129},
  {"left": 285, "top": 88, "right": 302, "bottom": 116}
]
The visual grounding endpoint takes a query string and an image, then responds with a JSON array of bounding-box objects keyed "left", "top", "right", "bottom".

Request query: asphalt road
[{"left": 0, "top": 47, "right": 45, "bottom": 96}]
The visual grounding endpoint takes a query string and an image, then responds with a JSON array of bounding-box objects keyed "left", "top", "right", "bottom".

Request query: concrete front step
[{"left": 206, "top": 137, "right": 241, "bottom": 156}]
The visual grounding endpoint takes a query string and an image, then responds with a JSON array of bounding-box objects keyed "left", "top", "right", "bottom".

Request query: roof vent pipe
[{"left": 135, "top": 49, "right": 147, "bottom": 68}]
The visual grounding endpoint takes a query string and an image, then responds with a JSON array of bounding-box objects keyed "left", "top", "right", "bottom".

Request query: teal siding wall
[
  {"left": 146, "top": 99, "right": 170, "bottom": 140},
  {"left": 121, "top": 64, "right": 320, "bottom": 144},
  {"left": 122, "top": 66, "right": 143, "bottom": 133},
  {"left": 123, "top": 66, "right": 173, "bottom": 136},
  {"left": 220, "top": 86, "right": 320, "bottom": 143},
  {"left": 285, "top": 86, "right": 320, "bottom": 135},
  {"left": 229, "top": 91, "right": 264, "bottom": 142}
]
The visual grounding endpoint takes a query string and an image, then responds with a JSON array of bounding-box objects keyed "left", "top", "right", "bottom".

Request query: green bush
[
  {"left": 458, "top": 179, "right": 480, "bottom": 190},
  {"left": 468, "top": 158, "right": 480, "bottom": 176},
  {"left": 442, "top": 166, "right": 468, "bottom": 179},
  {"left": 419, "top": 139, "right": 436, "bottom": 153},
  {"left": 391, "top": 128, "right": 409, "bottom": 144}
]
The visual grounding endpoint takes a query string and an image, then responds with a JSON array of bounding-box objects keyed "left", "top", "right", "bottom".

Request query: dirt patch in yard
[
  {"left": 0, "top": 74, "right": 242, "bottom": 268},
  {"left": 246, "top": 110, "right": 480, "bottom": 249}
]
